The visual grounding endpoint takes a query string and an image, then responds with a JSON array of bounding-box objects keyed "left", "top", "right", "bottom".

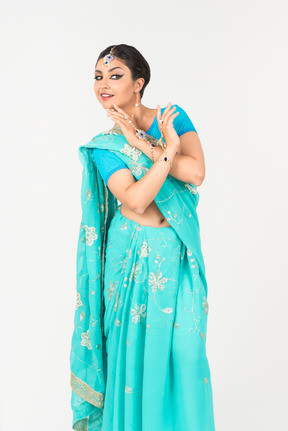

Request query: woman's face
[{"left": 94, "top": 57, "right": 139, "bottom": 110}]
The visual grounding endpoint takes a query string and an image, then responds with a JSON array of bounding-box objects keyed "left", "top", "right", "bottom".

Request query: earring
[{"left": 135, "top": 89, "right": 140, "bottom": 107}]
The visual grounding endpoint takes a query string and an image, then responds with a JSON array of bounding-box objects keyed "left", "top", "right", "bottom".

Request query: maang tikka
[{"left": 102, "top": 45, "right": 116, "bottom": 68}]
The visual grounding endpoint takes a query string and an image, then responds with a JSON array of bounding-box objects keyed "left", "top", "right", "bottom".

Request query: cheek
[{"left": 114, "top": 81, "right": 133, "bottom": 97}]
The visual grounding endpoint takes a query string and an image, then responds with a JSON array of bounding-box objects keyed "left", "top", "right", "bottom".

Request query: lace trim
[{"left": 70, "top": 371, "right": 104, "bottom": 408}]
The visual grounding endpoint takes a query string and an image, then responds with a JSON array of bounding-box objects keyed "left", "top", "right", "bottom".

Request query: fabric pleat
[{"left": 101, "top": 207, "right": 215, "bottom": 431}]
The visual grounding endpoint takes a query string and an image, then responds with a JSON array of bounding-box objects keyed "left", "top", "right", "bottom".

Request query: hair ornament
[{"left": 102, "top": 45, "right": 116, "bottom": 68}]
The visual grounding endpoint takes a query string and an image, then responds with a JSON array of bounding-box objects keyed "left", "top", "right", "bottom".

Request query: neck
[{"left": 113, "top": 102, "right": 153, "bottom": 131}]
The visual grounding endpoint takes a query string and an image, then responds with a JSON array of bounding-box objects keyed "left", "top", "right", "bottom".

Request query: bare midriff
[{"left": 120, "top": 201, "right": 172, "bottom": 228}]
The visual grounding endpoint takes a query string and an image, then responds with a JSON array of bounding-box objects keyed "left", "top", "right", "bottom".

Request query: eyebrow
[{"left": 94, "top": 67, "right": 124, "bottom": 73}]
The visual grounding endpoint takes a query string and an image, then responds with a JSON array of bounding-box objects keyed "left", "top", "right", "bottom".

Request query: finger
[
  {"left": 163, "top": 106, "right": 177, "bottom": 125},
  {"left": 167, "top": 111, "right": 179, "bottom": 124},
  {"left": 112, "top": 103, "right": 128, "bottom": 117},
  {"left": 156, "top": 104, "right": 162, "bottom": 123},
  {"left": 107, "top": 111, "right": 126, "bottom": 120},
  {"left": 161, "top": 101, "right": 172, "bottom": 120}
]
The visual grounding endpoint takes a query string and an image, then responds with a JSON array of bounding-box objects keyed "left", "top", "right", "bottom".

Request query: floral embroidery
[
  {"left": 80, "top": 329, "right": 92, "bottom": 350},
  {"left": 202, "top": 296, "right": 209, "bottom": 314},
  {"left": 130, "top": 303, "right": 147, "bottom": 323},
  {"left": 185, "top": 183, "right": 198, "bottom": 194},
  {"left": 130, "top": 161, "right": 149, "bottom": 177},
  {"left": 121, "top": 249, "right": 132, "bottom": 275},
  {"left": 138, "top": 241, "right": 152, "bottom": 258},
  {"left": 148, "top": 270, "right": 168, "bottom": 293},
  {"left": 115, "top": 318, "right": 121, "bottom": 327},
  {"left": 76, "top": 292, "right": 82, "bottom": 310},
  {"left": 125, "top": 386, "right": 133, "bottom": 393},
  {"left": 120, "top": 143, "right": 142, "bottom": 161},
  {"left": 204, "top": 377, "right": 208, "bottom": 384},
  {"left": 163, "top": 307, "right": 173, "bottom": 314},
  {"left": 107, "top": 280, "right": 118, "bottom": 300},
  {"left": 113, "top": 292, "right": 123, "bottom": 312},
  {"left": 129, "top": 261, "right": 142, "bottom": 282},
  {"left": 86, "top": 189, "right": 92, "bottom": 200},
  {"left": 84, "top": 224, "right": 98, "bottom": 246},
  {"left": 120, "top": 221, "right": 128, "bottom": 230}
]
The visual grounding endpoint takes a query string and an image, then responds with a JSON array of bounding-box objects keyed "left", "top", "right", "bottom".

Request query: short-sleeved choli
[
  {"left": 92, "top": 148, "right": 129, "bottom": 186},
  {"left": 92, "top": 104, "right": 197, "bottom": 186}
]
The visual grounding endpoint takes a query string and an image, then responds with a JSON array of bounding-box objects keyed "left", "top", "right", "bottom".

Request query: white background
[{"left": 0, "top": 0, "right": 287, "bottom": 430}]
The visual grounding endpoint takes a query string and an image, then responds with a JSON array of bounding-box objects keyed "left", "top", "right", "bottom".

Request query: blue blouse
[{"left": 92, "top": 104, "right": 197, "bottom": 186}]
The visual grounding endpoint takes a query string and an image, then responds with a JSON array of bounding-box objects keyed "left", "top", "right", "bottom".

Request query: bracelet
[
  {"left": 124, "top": 114, "right": 172, "bottom": 166},
  {"left": 154, "top": 151, "right": 173, "bottom": 166}
]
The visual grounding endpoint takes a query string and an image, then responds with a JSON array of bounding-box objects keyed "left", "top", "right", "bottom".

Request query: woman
[{"left": 70, "top": 44, "right": 216, "bottom": 431}]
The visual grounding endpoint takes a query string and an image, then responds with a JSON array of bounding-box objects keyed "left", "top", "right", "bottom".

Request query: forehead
[{"left": 95, "top": 57, "right": 127, "bottom": 72}]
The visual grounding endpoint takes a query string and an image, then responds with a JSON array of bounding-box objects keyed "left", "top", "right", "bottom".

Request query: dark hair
[{"left": 95, "top": 44, "right": 151, "bottom": 100}]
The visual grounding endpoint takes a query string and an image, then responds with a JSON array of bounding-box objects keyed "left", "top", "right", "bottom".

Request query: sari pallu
[{"left": 70, "top": 125, "right": 214, "bottom": 430}]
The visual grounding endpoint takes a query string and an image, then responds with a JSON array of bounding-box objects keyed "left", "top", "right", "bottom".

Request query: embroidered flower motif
[
  {"left": 200, "top": 332, "right": 205, "bottom": 339},
  {"left": 202, "top": 296, "right": 209, "bottom": 314},
  {"left": 113, "top": 292, "right": 123, "bottom": 312},
  {"left": 80, "top": 311, "right": 85, "bottom": 321},
  {"left": 120, "top": 144, "right": 142, "bottom": 161},
  {"left": 138, "top": 241, "right": 152, "bottom": 258},
  {"left": 121, "top": 221, "right": 128, "bottom": 230},
  {"left": 86, "top": 189, "right": 92, "bottom": 200},
  {"left": 81, "top": 329, "right": 92, "bottom": 350},
  {"left": 148, "top": 270, "right": 168, "bottom": 293},
  {"left": 107, "top": 280, "right": 118, "bottom": 300},
  {"left": 115, "top": 318, "right": 121, "bottom": 327},
  {"left": 76, "top": 292, "right": 82, "bottom": 310},
  {"left": 129, "top": 262, "right": 141, "bottom": 281},
  {"left": 204, "top": 377, "right": 208, "bottom": 384},
  {"left": 121, "top": 249, "right": 132, "bottom": 274},
  {"left": 130, "top": 303, "right": 147, "bottom": 323},
  {"left": 173, "top": 322, "right": 180, "bottom": 329},
  {"left": 185, "top": 183, "right": 198, "bottom": 194},
  {"left": 125, "top": 386, "right": 133, "bottom": 393},
  {"left": 130, "top": 162, "right": 148, "bottom": 177},
  {"left": 84, "top": 225, "right": 98, "bottom": 246},
  {"left": 101, "top": 128, "right": 119, "bottom": 136},
  {"left": 163, "top": 307, "right": 173, "bottom": 314}
]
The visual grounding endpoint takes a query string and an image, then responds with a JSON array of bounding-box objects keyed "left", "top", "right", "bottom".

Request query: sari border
[
  {"left": 70, "top": 371, "right": 104, "bottom": 408},
  {"left": 72, "top": 417, "right": 88, "bottom": 431}
]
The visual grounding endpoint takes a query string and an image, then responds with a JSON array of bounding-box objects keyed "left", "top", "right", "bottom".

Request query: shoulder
[{"left": 171, "top": 104, "right": 198, "bottom": 135}]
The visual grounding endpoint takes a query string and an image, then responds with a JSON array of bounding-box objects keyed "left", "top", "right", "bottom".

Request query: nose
[{"left": 98, "top": 75, "right": 110, "bottom": 89}]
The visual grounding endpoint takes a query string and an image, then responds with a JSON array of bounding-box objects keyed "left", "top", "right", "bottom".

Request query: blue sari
[{"left": 70, "top": 125, "right": 215, "bottom": 430}]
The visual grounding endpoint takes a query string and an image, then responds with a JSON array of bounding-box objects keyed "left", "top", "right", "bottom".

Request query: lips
[{"left": 101, "top": 93, "right": 114, "bottom": 100}]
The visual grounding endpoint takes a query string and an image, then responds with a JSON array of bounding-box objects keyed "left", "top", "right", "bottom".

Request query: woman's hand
[
  {"left": 106, "top": 104, "right": 137, "bottom": 145},
  {"left": 156, "top": 102, "right": 180, "bottom": 152}
]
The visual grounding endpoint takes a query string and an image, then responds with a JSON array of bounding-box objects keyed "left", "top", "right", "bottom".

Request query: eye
[
  {"left": 110, "top": 74, "right": 123, "bottom": 79},
  {"left": 94, "top": 74, "right": 123, "bottom": 80}
]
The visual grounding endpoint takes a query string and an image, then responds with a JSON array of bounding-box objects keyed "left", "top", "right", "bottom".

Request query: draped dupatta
[{"left": 70, "top": 125, "right": 207, "bottom": 430}]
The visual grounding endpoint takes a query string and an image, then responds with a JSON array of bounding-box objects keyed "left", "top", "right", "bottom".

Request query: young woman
[{"left": 70, "top": 44, "right": 216, "bottom": 431}]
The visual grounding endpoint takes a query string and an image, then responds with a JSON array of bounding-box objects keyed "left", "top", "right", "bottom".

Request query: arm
[
  {"left": 130, "top": 132, "right": 205, "bottom": 186},
  {"left": 107, "top": 143, "right": 177, "bottom": 215}
]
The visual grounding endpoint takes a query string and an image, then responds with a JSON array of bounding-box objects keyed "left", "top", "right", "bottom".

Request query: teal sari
[{"left": 70, "top": 125, "right": 215, "bottom": 430}]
